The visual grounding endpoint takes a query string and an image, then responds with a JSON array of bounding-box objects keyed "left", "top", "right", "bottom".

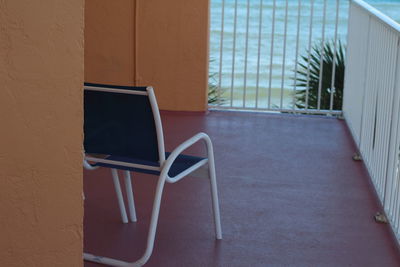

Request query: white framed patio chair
[{"left": 83, "top": 83, "right": 222, "bottom": 267}]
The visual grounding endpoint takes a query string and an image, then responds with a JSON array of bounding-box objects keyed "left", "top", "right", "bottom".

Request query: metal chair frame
[{"left": 83, "top": 85, "right": 222, "bottom": 267}]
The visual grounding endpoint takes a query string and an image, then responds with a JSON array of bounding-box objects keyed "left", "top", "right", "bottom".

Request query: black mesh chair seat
[{"left": 93, "top": 153, "right": 205, "bottom": 177}]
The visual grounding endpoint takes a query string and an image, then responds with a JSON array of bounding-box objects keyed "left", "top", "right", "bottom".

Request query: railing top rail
[{"left": 351, "top": 0, "right": 400, "bottom": 33}]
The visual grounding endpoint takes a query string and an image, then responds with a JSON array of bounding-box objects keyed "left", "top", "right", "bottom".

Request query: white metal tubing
[
  {"left": 84, "top": 253, "right": 135, "bottom": 267},
  {"left": 292, "top": 0, "right": 302, "bottom": 110},
  {"left": 160, "top": 132, "right": 222, "bottom": 238},
  {"left": 205, "top": 134, "right": 223, "bottom": 239},
  {"left": 147, "top": 87, "right": 166, "bottom": 164},
  {"left": 135, "top": 173, "right": 168, "bottom": 266},
  {"left": 167, "top": 159, "right": 209, "bottom": 183},
  {"left": 375, "top": 26, "right": 384, "bottom": 194},
  {"left": 242, "top": 0, "right": 251, "bottom": 108},
  {"left": 317, "top": 0, "right": 327, "bottom": 110},
  {"left": 330, "top": 0, "right": 340, "bottom": 111},
  {"left": 217, "top": 0, "right": 226, "bottom": 106},
  {"left": 394, "top": 174, "right": 400, "bottom": 230},
  {"left": 163, "top": 133, "right": 212, "bottom": 183},
  {"left": 83, "top": 159, "right": 99, "bottom": 170},
  {"left": 230, "top": 0, "right": 239, "bottom": 107},
  {"left": 124, "top": 171, "right": 137, "bottom": 222},
  {"left": 382, "top": 27, "right": 394, "bottom": 196},
  {"left": 255, "top": 0, "right": 263, "bottom": 109},
  {"left": 352, "top": 0, "right": 400, "bottom": 33},
  {"left": 305, "top": 0, "right": 315, "bottom": 110},
  {"left": 391, "top": 169, "right": 397, "bottom": 226},
  {"left": 111, "top": 169, "right": 129, "bottom": 224},
  {"left": 85, "top": 156, "right": 161, "bottom": 172},
  {"left": 85, "top": 133, "right": 223, "bottom": 266},
  {"left": 84, "top": 173, "right": 168, "bottom": 267},
  {"left": 84, "top": 86, "right": 148, "bottom": 96},
  {"left": 362, "top": 16, "right": 374, "bottom": 159},
  {"left": 280, "top": 0, "right": 289, "bottom": 109},
  {"left": 209, "top": 106, "right": 342, "bottom": 115},
  {"left": 368, "top": 24, "right": 378, "bottom": 189},
  {"left": 380, "top": 27, "right": 394, "bottom": 198},
  {"left": 376, "top": 30, "right": 384, "bottom": 194},
  {"left": 387, "top": 115, "right": 398, "bottom": 216},
  {"left": 268, "top": 0, "right": 277, "bottom": 109}
]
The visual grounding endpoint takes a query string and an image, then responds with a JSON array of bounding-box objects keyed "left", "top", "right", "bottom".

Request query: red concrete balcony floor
[{"left": 84, "top": 111, "right": 400, "bottom": 266}]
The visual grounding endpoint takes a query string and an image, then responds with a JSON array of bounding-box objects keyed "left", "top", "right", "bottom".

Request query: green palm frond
[
  {"left": 208, "top": 59, "right": 225, "bottom": 104},
  {"left": 208, "top": 72, "right": 225, "bottom": 104},
  {"left": 293, "top": 40, "right": 345, "bottom": 110}
]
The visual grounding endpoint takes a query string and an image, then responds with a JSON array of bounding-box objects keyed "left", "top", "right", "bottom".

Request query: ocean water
[{"left": 209, "top": 0, "right": 400, "bottom": 109}]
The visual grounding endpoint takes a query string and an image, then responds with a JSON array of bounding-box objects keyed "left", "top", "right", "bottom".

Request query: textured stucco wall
[
  {"left": 0, "top": 1, "right": 84, "bottom": 266},
  {"left": 136, "top": 0, "right": 209, "bottom": 111},
  {"left": 85, "top": 0, "right": 135, "bottom": 85},
  {"left": 85, "top": 0, "right": 209, "bottom": 111}
]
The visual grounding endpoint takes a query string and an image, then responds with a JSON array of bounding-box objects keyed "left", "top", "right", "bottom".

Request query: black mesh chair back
[{"left": 83, "top": 83, "right": 160, "bottom": 163}]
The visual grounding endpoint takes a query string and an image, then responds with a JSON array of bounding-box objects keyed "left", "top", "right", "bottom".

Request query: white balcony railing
[
  {"left": 209, "top": 0, "right": 348, "bottom": 114},
  {"left": 344, "top": 0, "right": 400, "bottom": 239}
]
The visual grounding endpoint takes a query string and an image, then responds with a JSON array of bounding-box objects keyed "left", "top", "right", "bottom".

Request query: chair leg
[
  {"left": 84, "top": 174, "right": 167, "bottom": 267},
  {"left": 135, "top": 174, "right": 166, "bottom": 265},
  {"left": 111, "top": 168, "right": 129, "bottom": 224},
  {"left": 123, "top": 171, "right": 137, "bottom": 222},
  {"left": 208, "top": 154, "right": 223, "bottom": 239}
]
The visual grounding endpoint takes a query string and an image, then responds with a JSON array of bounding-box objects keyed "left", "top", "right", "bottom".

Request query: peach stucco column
[
  {"left": 0, "top": 1, "right": 84, "bottom": 266},
  {"left": 85, "top": 0, "right": 135, "bottom": 86},
  {"left": 85, "top": 0, "right": 210, "bottom": 111},
  {"left": 136, "top": 0, "right": 210, "bottom": 111}
]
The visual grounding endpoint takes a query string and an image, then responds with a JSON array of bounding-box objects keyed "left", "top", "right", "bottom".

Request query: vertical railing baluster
[
  {"left": 330, "top": 0, "right": 340, "bottom": 111},
  {"left": 306, "top": 0, "right": 314, "bottom": 110},
  {"left": 255, "top": 0, "right": 263, "bottom": 109},
  {"left": 230, "top": 0, "right": 239, "bottom": 107},
  {"left": 268, "top": 0, "right": 277, "bottom": 109},
  {"left": 280, "top": 0, "right": 289, "bottom": 109},
  {"left": 217, "top": 0, "right": 226, "bottom": 107},
  {"left": 394, "top": 169, "right": 400, "bottom": 230},
  {"left": 378, "top": 27, "right": 386, "bottom": 195},
  {"left": 390, "top": 162, "right": 400, "bottom": 227},
  {"left": 243, "top": 0, "right": 251, "bottom": 108},
  {"left": 317, "top": 0, "right": 327, "bottom": 110},
  {"left": 380, "top": 27, "right": 391, "bottom": 198},
  {"left": 293, "top": 0, "right": 302, "bottom": 110}
]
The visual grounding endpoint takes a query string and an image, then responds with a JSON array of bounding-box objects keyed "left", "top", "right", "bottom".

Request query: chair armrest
[
  {"left": 83, "top": 159, "right": 100, "bottom": 170},
  {"left": 161, "top": 132, "right": 214, "bottom": 183}
]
